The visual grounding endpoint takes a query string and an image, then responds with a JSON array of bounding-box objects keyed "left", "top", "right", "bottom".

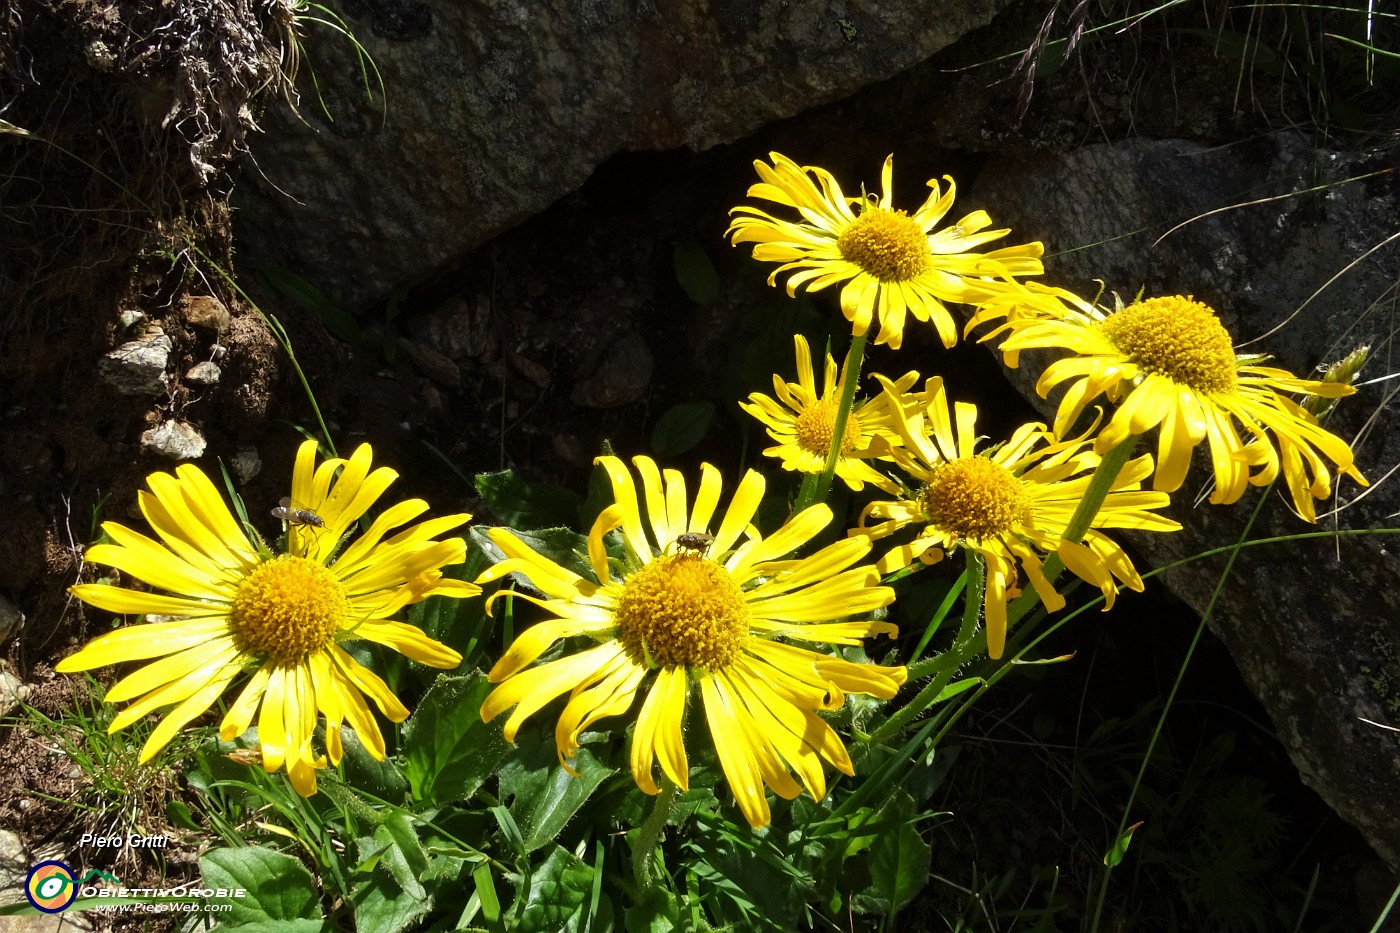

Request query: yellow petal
[
  {"left": 482, "top": 642, "right": 624, "bottom": 741},
  {"left": 221, "top": 664, "right": 272, "bottom": 741},
  {"left": 699, "top": 673, "right": 771, "bottom": 828},
  {"left": 138, "top": 662, "right": 243, "bottom": 763},
  {"left": 631, "top": 665, "right": 690, "bottom": 795},
  {"left": 108, "top": 641, "right": 240, "bottom": 734},
  {"left": 349, "top": 620, "right": 462, "bottom": 669},
  {"left": 57, "top": 615, "right": 230, "bottom": 671},
  {"left": 66, "top": 585, "right": 229, "bottom": 627}
]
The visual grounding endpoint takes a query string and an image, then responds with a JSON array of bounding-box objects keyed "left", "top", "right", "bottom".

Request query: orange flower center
[
  {"left": 613, "top": 553, "right": 748, "bottom": 671},
  {"left": 920, "top": 457, "right": 1029, "bottom": 541},
  {"left": 230, "top": 556, "right": 346, "bottom": 664},
  {"left": 795, "top": 399, "right": 864, "bottom": 458},
  {"left": 1098, "top": 295, "right": 1238, "bottom": 394},
  {"left": 837, "top": 207, "right": 932, "bottom": 282}
]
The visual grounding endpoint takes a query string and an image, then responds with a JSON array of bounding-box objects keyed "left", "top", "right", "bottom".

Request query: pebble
[
  {"left": 180, "top": 294, "right": 231, "bottom": 335},
  {"left": 140, "top": 420, "right": 207, "bottom": 460},
  {"left": 0, "top": 671, "right": 25, "bottom": 719},
  {"left": 98, "top": 327, "right": 171, "bottom": 396},
  {"left": 185, "top": 361, "right": 222, "bottom": 387}
]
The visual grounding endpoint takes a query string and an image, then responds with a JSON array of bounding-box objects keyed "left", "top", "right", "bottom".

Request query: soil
[{"left": 0, "top": 0, "right": 1396, "bottom": 928}]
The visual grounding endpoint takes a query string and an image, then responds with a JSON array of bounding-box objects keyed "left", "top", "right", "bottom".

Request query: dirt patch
[{"left": 0, "top": 0, "right": 290, "bottom": 660}]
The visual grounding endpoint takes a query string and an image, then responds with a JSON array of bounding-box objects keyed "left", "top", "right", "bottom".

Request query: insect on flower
[
  {"left": 674, "top": 531, "right": 714, "bottom": 554},
  {"left": 271, "top": 496, "right": 324, "bottom": 528}
]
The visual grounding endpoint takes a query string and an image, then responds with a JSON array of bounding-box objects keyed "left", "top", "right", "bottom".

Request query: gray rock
[
  {"left": 140, "top": 420, "right": 208, "bottom": 460},
  {"left": 185, "top": 360, "right": 222, "bottom": 387},
  {"left": 0, "top": 671, "right": 25, "bottom": 720},
  {"left": 236, "top": 0, "right": 1013, "bottom": 308},
  {"left": 0, "top": 593, "right": 22, "bottom": 645},
  {"left": 977, "top": 133, "right": 1400, "bottom": 867},
  {"left": 415, "top": 295, "right": 498, "bottom": 362},
  {"left": 117, "top": 307, "right": 147, "bottom": 330},
  {"left": 571, "top": 330, "right": 654, "bottom": 408},
  {"left": 230, "top": 446, "right": 262, "bottom": 484},
  {"left": 98, "top": 328, "right": 171, "bottom": 396},
  {"left": 0, "top": 828, "right": 43, "bottom": 933}
]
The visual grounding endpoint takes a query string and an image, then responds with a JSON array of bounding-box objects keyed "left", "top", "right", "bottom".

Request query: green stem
[
  {"left": 872, "top": 550, "right": 984, "bottom": 743},
  {"left": 1004, "top": 433, "right": 1138, "bottom": 634},
  {"left": 792, "top": 333, "right": 867, "bottom": 514},
  {"left": 631, "top": 779, "right": 679, "bottom": 895},
  {"left": 1086, "top": 482, "right": 1270, "bottom": 932}
]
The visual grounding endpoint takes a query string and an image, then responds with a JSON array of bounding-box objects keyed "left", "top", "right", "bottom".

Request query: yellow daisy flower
[
  {"left": 57, "top": 440, "right": 479, "bottom": 795},
  {"left": 974, "top": 293, "right": 1367, "bottom": 521},
  {"left": 478, "top": 455, "right": 904, "bottom": 829},
  {"left": 737, "top": 333, "right": 918, "bottom": 493},
  {"left": 726, "top": 151, "right": 1047, "bottom": 350},
  {"left": 859, "top": 376, "right": 1180, "bottom": 659}
]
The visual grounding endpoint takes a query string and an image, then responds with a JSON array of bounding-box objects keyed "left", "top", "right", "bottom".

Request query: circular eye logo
[{"left": 25, "top": 861, "right": 77, "bottom": 913}]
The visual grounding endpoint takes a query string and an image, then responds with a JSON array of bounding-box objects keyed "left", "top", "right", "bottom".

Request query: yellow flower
[
  {"left": 57, "top": 440, "right": 479, "bottom": 795},
  {"left": 726, "top": 152, "right": 1047, "bottom": 350},
  {"left": 737, "top": 334, "right": 918, "bottom": 493},
  {"left": 974, "top": 293, "right": 1367, "bottom": 521},
  {"left": 859, "top": 376, "right": 1180, "bottom": 659},
  {"left": 478, "top": 455, "right": 904, "bottom": 828}
]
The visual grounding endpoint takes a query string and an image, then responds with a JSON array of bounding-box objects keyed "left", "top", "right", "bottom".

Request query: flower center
[
  {"left": 794, "top": 400, "right": 863, "bottom": 458},
  {"left": 229, "top": 556, "right": 347, "bottom": 664},
  {"left": 919, "top": 458, "right": 1029, "bottom": 541},
  {"left": 614, "top": 553, "right": 749, "bottom": 671},
  {"left": 836, "top": 208, "right": 932, "bottom": 282},
  {"left": 1098, "top": 295, "right": 1238, "bottom": 394}
]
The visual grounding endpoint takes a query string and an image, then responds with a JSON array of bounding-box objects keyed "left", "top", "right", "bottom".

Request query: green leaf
[
  {"left": 650, "top": 402, "right": 716, "bottom": 458},
  {"left": 339, "top": 724, "right": 409, "bottom": 801},
  {"left": 254, "top": 264, "right": 362, "bottom": 345},
  {"left": 624, "top": 885, "right": 680, "bottom": 933},
  {"left": 673, "top": 240, "right": 721, "bottom": 307},
  {"left": 198, "top": 847, "right": 321, "bottom": 925},
  {"left": 500, "top": 743, "right": 615, "bottom": 853},
  {"left": 870, "top": 819, "right": 931, "bottom": 914},
  {"left": 205, "top": 921, "right": 325, "bottom": 933},
  {"left": 403, "top": 672, "right": 511, "bottom": 806},
  {"left": 475, "top": 470, "right": 583, "bottom": 530},
  {"left": 933, "top": 677, "right": 984, "bottom": 703},
  {"left": 353, "top": 869, "right": 432, "bottom": 933},
  {"left": 375, "top": 812, "right": 431, "bottom": 899},
  {"left": 1104, "top": 820, "right": 1144, "bottom": 867},
  {"left": 166, "top": 798, "right": 201, "bottom": 831},
  {"left": 474, "top": 862, "right": 502, "bottom": 924},
  {"left": 517, "top": 846, "right": 596, "bottom": 932}
]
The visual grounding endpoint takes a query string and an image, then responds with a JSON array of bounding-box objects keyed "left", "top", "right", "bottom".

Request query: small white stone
[{"left": 140, "top": 420, "right": 207, "bottom": 460}]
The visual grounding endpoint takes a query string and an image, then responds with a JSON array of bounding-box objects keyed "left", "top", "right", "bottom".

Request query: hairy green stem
[
  {"left": 792, "top": 333, "right": 867, "bottom": 514},
  {"left": 631, "top": 779, "right": 679, "bottom": 895},
  {"left": 872, "top": 550, "right": 984, "bottom": 743}
]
